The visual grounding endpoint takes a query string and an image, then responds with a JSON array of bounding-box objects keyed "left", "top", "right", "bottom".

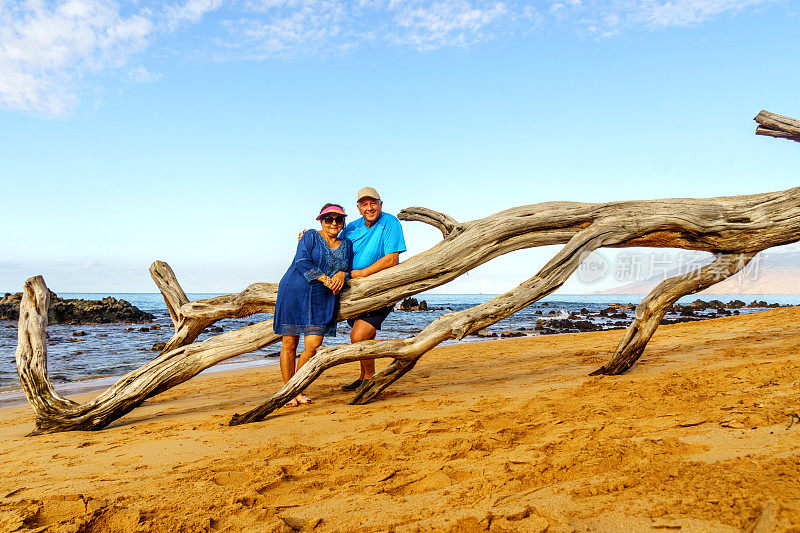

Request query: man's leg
[{"left": 350, "top": 319, "right": 377, "bottom": 380}]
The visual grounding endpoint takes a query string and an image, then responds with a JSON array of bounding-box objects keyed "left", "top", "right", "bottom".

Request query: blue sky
[{"left": 1, "top": 0, "right": 799, "bottom": 294}]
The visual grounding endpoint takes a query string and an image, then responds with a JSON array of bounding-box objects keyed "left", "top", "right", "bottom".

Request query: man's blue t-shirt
[{"left": 342, "top": 212, "right": 406, "bottom": 270}]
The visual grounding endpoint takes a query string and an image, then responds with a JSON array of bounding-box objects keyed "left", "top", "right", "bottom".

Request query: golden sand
[{"left": 2, "top": 308, "right": 800, "bottom": 532}]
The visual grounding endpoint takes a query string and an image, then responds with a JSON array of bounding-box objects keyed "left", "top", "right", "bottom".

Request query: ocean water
[{"left": 2, "top": 292, "right": 798, "bottom": 405}]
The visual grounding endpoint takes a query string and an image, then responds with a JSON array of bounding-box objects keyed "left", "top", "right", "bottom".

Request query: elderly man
[{"left": 340, "top": 187, "right": 406, "bottom": 391}]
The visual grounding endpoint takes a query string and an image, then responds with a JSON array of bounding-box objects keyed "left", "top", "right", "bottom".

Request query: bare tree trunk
[
  {"left": 14, "top": 110, "right": 800, "bottom": 433},
  {"left": 154, "top": 185, "right": 800, "bottom": 357},
  {"left": 755, "top": 110, "right": 800, "bottom": 142},
  {"left": 590, "top": 253, "right": 755, "bottom": 376},
  {"left": 15, "top": 280, "right": 78, "bottom": 415},
  {"left": 149, "top": 260, "right": 290, "bottom": 353},
  {"left": 16, "top": 275, "right": 286, "bottom": 434},
  {"left": 350, "top": 356, "right": 423, "bottom": 405},
  {"left": 231, "top": 226, "right": 620, "bottom": 424}
]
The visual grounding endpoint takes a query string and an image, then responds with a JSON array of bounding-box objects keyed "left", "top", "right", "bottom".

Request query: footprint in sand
[{"left": 212, "top": 470, "right": 251, "bottom": 486}]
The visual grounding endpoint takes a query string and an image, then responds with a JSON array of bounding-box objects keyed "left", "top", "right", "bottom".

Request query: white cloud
[
  {"left": 548, "top": 0, "right": 774, "bottom": 35},
  {"left": 129, "top": 64, "right": 162, "bottom": 82},
  {"left": 0, "top": 0, "right": 153, "bottom": 115},
  {"left": 390, "top": 0, "right": 508, "bottom": 51},
  {"left": 223, "top": 0, "right": 348, "bottom": 58},
  {"left": 645, "top": 0, "right": 768, "bottom": 27},
  {"left": 216, "top": 0, "right": 514, "bottom": 58},
  {"left": 0, "top": 0, "right": 781, "bottom": 115},
  {"left": 163, "top": 0, "right": 223, "bottom": 31}
]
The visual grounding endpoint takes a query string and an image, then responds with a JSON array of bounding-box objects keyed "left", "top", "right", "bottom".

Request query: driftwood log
[
  {"left": 14, "top": 111, "right": 800, "bottom": 434},
  {"left": 755, "top": 110, "right": 800, "bottom": 143}
]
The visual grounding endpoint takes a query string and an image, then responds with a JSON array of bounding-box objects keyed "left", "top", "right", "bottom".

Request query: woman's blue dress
[{"left": 273, "top": 230, "right": 353, "bottom": 337}]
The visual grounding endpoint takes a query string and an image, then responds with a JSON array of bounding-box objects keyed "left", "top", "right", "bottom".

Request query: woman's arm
[{"left": 293, "top": 232, "right": 327, "bottom": 284}]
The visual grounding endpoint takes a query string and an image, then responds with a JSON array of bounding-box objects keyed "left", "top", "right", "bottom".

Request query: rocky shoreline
[
  {"left": 397, "top": 297, "right": 791, "bottom": 339},
  {"left": 0, "top": 292, "right": 154, "bottom": 324},
  {"left": 471, "top": 298, "right": 790, "bottom": 338}
]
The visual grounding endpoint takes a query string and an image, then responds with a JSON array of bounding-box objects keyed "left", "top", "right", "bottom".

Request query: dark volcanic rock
[
  {"left": 688, "top": 299, "right": 713, "bottom": 310},
  {"left": 609, "top": 303, "right": 636, "bottom": 310},
  {"left": 660, "top": 317, "right": 701, "bottom": 325},
  {"left": 0, "top": 291, "right": 153, "bottom": 324},
  {"left": 540, "top": 319, "right": 602, "bottom": 332},
  {"left": 598, "top": 307, "right": 627, "bottom": 319},
  {"left": 399, "top": 297, "right": 428, "bottom": 311},
  {"left": 473, "top": 331, "right": 526, "bottom": 339},
  {"left": 669, "top": 299, "right": 782, "bottom": 315}
]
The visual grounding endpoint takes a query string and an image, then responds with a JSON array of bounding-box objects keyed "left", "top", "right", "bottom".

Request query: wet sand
[{"left": 2, "top": 307, "right": 800, "bottom": 532}]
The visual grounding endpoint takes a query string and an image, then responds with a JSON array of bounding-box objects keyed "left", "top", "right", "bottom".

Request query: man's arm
[{"left": 350, "top": 252, "right": 400, "bottom": 278}]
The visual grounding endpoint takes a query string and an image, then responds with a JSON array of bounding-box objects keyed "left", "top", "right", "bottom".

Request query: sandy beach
[{"left": 2, "top": 307, "right": 800, "bottom": 532}]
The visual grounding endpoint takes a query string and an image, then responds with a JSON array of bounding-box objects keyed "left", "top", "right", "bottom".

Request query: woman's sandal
[
  {"left": 284, "top": 399, "right": 299, "bottom": 408},
  {"left": 296, "top": 394, "right": 313, "bottom": 404}
]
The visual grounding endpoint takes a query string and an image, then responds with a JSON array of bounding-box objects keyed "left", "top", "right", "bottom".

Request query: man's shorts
[{"left": 347, "top": 305, "right": 394, "bottom": 331}]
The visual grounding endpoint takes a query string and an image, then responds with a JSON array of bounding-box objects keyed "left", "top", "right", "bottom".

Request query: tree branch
[
  {"left": 15, "top": 278, "right": 77, "bottom": 415},
  {"left": 349, "top": 357, "right": 422, "bottom": 405},
  {"left": 16, "top": 182, "right": 800, "bottom": 433},
  {"left": 754, "top": 110, "right": 800, "bottom": 143},
  {"left": 397, "top": 207, "right": 459, "bottom": 238},
  {"left": 591, "top": 253, "right": 755, "bottom": 376},
  {"left": 230, "top": 225, "right": 635, "bottom": 425}
]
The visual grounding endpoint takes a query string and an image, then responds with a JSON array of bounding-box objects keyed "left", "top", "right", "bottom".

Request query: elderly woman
[{"left": 273, "top": 203, "right": 353, "bottom": 407}]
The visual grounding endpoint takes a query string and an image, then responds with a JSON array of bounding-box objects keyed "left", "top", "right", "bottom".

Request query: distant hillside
[{"left": 595, "top": 251, "right": 800, "bottom": 295}]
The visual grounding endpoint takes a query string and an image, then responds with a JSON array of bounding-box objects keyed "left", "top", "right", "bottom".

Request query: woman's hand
[{"left": 327, "top": 271, "right": 347, "bottom": 294}]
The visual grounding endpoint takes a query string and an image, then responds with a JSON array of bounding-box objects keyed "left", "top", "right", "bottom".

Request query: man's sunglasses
[{"left": 322, "top": 215, "right": 345, "bottom": 225}]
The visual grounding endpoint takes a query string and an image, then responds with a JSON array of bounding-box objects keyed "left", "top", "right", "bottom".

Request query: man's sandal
[{"left": 341, "top": 379, "right": 363, "bottom": 391}]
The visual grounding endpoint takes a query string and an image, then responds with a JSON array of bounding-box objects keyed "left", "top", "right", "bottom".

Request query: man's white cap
[{"left": 357, "top": 187, "right": 381, "bottom": 202}]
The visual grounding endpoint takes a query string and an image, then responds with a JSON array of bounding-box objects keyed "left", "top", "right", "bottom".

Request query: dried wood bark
[
  {"left": 755, "top": 110, "right": 800, "bottom": 142},
  {"left": 231, "top": 226, "right": 618, "bottom": 424},
  {"left": 589, "top": 253, "right": 755, "bottom": 376},
  {"left": 14, "top": 112, "right": 800, "bottom": 433}
]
